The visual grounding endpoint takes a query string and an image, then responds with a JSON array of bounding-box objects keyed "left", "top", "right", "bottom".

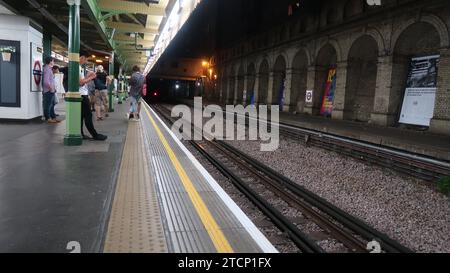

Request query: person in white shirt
[{"left": 79, "top": 50, "right": 107, "bottom": 141}]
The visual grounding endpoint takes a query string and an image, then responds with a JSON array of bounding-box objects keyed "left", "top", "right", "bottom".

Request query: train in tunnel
[{"left": 143, "top": 76, "right": 199, "bottom": 104}]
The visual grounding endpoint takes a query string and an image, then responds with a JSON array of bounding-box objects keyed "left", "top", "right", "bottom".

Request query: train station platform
[
  {"left": 277, "top": 112, "right": 450, "bottom": 162},
  {"left": 0, "top": 99, "right": 276, "bottom": 253},
  {"left": 0, "top": 101, "right": 127, "bottom": 253}
]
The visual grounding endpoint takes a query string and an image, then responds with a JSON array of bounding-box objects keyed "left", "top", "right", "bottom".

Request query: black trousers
[{"left": 81, "top": 95, "right": 98, "bottom": 138}]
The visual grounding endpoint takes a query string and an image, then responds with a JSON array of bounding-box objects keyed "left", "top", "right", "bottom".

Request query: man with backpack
[{"left": 129, "top": 65, "right": 145, "bottom": 120}]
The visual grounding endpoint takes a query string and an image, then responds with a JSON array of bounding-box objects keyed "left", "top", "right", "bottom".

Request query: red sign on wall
[{"left": 33, "top": 60, "right": 42, "bottom": 86}]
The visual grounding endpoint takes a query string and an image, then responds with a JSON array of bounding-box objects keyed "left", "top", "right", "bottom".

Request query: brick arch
[
  {"left": 232, "top": 62, "right": 242, "bottom": 78},
  {"left": 290, "top": 48, "right": 310, "bottom": 113},
  {"left": 273, "top": 54, "right": 287, "bottom": 71},
  {"left": 221, "top": 66, "right": 232, "bottom": 103},
  {"left": 218, "top": 68, "right": 227, "bottom": 102},
  {"left": 311, "top": 43, "right": 339, "bottom": 116},
  {"left": 290, "top": 47, "right": 311, "bottom": 68},
  {"left": 227, "top": 66, "right": 236, "bottom": 104},
  {"left": 246, "top": 62, "right": 257, "bottom": 105},
  {"left": 364, "top": 27, "right": 386, "bottom": 55},
  {"left": 272, "top": 54, "right": 287, "bottom": 106},
  {"left": 388, "top": 17, "right": 446, "bottom": 125},
  {"left": 314, "top": 39, "right": 342, "bottom": 64},
  {"left": 258, "top": 59, "right": 270, "bottom": 104},
  {"left": 236, "top": 64, "right": 246, "bottom": 104},
  {"left": 256, "top": 55, "right": 272, "bottom": 74},
  {"left": 391, "top": 14, "right": 450, "bottom": 52},
  {"left": 344, "top": 28, "right": 385, "bottom": 59},
  {"left": 345, "top": 35, "right": 379, "bottom": 122}
]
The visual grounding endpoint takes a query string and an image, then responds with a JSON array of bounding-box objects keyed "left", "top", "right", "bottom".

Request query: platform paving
[{"left": 0, "top": 100, "right": 128, "bottom": 253}]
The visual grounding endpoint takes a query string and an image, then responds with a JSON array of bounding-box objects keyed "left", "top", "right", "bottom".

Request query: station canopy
[{"left": 2, "top": 0, "right": 177, "bottom": 72}]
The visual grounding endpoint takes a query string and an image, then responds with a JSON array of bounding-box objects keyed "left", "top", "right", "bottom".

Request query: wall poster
[
  {"left": 320, "top": 67, "right": 337, "bottom": 117},
  {"left": 399, "top": 55, "right": 439, "bottom": 127}
]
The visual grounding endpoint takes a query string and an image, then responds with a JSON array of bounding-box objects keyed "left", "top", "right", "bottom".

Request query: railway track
[
  {"left": 151, "top": 103, "right": 412, "bottom": 253},
  {"left": 276, "top": 121, "right": 450, "bottom": 182},
  {"left": 173, "top": 100, "right": 450, "bottom": 182}
]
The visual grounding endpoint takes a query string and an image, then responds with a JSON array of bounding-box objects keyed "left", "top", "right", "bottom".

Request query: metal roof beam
[
  {"left": 98, "top": 0, "right": 165, "bottom": 16},
  {"left": 107, "top": 21, "right": 158, "bottom": 35}
]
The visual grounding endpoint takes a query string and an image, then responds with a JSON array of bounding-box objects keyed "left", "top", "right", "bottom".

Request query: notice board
[{"left": 399, "top": 55, "right": 439, "bottom": 127}]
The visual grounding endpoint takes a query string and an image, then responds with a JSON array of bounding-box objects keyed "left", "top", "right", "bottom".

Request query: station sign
[
  {"left": 306, "top": 90, "right": 313, "bottom": 103},
  {"left": 31, "top": 43, "right": 43, "bottom": 92}
]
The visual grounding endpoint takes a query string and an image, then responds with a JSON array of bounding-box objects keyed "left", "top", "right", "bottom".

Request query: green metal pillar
[
  {"left": 64, "top": 0, "right": 83, "bottom": 146},
  {"left": 42, "top": 28, "right": 52, "bottom": 121},
  {"left": 108, "top": 52, "right": 115, "bottom": 112},
  {"left": 43, "top": 28, "right": 52, "bottom": 61}
]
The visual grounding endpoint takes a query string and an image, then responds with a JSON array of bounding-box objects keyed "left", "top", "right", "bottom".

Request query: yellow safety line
[{"left": 143, "top": 105, "right": 234, "bottom": 253}]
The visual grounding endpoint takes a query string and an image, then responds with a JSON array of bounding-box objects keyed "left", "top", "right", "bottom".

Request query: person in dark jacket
[
  {"left": 94, "top": 65, "right": 109, "bottom": 120},
  {"left": 59, "top": 66, "right": 69, "bottom": 98},
  {"left": 129, "top": 65, "right": 145, "bottom": 120}
]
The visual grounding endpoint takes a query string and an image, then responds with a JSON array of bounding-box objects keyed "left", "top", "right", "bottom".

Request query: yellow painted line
[{"left": 143, "top": 105, "right": 234, "bottom": 253}]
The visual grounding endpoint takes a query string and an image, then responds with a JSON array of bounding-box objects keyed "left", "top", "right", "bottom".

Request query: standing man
[
  {"left": 94, "top": 65, "right": 109, "bottom": 119},
  {"left": 79, "top": 50, "right": 107, "bottom": 141},
  {"left": 42, "top": 57, "right": 59, "bottom": 123},
  {"left": 129, "top": 65, "right": 145, "bottom": 120}
]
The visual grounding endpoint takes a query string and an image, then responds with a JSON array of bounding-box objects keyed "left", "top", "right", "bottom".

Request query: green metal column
[
  {"left": 43, "top": 28, "right": 52, "bottom": 60},
  {"left": 42, "top": 28, "right": 52, "bottom": 121},
  {"left": 64, "top": 0, "right": 83, "bottom": 146},
  {"left": 108, "top": 52, "right": 115, "bottom": 112}
]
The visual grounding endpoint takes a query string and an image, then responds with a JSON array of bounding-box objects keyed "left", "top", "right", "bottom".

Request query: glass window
[{"left": 0, "top": 40, "right": 21, "bottom": 107}]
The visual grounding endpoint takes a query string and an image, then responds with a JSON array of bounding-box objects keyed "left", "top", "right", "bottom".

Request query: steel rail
[
  {"left": 217, "top": 140, "right": 413, "bottom": 253},
  {"left": 153, "top": 103, "right": 413, "bottom": 253},
  {"left": 151, "top": 104, "right": 324, "bottom": 253}
]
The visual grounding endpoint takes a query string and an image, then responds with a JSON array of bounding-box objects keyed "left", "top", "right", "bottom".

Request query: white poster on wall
[
  {"left": 30, "top": 42, "right": 43, "bottom": 92},
  {"left": 399, "top": 55, "right": 440, "bottom": 127}
]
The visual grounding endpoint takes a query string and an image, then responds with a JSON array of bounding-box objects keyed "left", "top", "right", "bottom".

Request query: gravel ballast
[
  {"left": 225, "top": 137, "right": 450, "bottom": 253},
  {"left": 162, "top": 103, "right": 450, "bottom": 253}
]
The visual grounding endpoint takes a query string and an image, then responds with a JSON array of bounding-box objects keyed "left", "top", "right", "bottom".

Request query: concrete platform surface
[{"left": 0, "top": 101, "right": 128, "bottom": 253}]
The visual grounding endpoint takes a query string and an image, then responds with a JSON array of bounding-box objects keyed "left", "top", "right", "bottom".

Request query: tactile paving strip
[
  {"left": 103, "top": 122, "right": 168, "bottom": 253},
  {"left": 140, "top": 106, "right": 277, "bottom": 253}
]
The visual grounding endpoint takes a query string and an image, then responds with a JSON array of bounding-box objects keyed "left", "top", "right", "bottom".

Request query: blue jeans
[{"left": 43, "top": 92, "right": 56, "bottom": 120}]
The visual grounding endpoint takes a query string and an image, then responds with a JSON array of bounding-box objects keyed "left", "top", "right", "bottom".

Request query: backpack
[{"left": 142, "top": 83, "right": 147, "bottom": 97}]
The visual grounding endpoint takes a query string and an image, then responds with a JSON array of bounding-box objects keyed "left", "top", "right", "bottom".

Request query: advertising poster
[
  {"left": 278, "top": 75, "right": 286, "bottom": 110},
  {"left": 399, "top": 55, "right": 439, "bottom": 127},
  {"left": 320, "top": 67, "right": 337, "bottom": 117}
]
